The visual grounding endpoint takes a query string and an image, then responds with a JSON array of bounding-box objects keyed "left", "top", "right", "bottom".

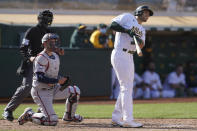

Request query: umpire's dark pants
[{"left": 4, "top": 63, "right": 33, "bottom": 112}]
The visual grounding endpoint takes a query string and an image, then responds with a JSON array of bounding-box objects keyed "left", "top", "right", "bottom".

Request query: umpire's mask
[{"left": 38, "top": 10, "right": 53, "bottom": 27}]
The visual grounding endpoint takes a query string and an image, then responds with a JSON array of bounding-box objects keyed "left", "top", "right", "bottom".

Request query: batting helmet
[
  {"left": 38, "top": 10, "right": 53, "bottom": 26},
  {"left": 134, "top": 5, "right": 153, "bottom": 16}
]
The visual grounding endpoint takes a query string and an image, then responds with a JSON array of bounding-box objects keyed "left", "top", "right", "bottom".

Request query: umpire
[{"left": 2, "top": 10, "right": 54, "bottom": 121}]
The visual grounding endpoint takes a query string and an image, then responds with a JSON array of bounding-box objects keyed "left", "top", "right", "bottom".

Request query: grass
[{"left": 1, "top": 102, "right": 197, "bottom": 119}]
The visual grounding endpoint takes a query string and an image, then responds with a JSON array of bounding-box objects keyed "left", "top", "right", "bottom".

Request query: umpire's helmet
[
  {"left": 134, "top": 5, "right": 153, "bottom": 16},
  {"left": 38, "top": 10, "right": 53, "bottom": 26}
]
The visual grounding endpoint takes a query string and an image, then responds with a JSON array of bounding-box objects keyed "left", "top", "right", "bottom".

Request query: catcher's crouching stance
[{"left": 17, "top": 33, "right": 83, "bottom": 126}]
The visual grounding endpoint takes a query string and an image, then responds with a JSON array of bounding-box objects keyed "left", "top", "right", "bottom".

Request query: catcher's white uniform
[
  {"left": 31, "top": 50, "right": 81, "bottom": 126},
  {"left": 111, "top": 13, "right": 145, "bottom": 125}
]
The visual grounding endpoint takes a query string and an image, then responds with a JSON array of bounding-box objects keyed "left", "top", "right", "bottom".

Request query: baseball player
[
  {"left": 17, "top": 33, "right": 83, "bottom": 126},
  {"left": 110, "top": 5, "right": 153, "bottom": 128},
  {"left": 141, "top": 61, "right": 162, "bottom": 99},
  {"left": 162, "top": 64, "right": 186, "bottom": 98}
]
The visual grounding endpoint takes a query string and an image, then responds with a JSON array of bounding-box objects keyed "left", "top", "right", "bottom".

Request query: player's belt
[{"left": 122, "top": 48, "right": 135, "bottom": 54}]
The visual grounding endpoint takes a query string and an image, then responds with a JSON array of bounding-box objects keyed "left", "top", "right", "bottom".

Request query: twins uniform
[
  {"left": 162, "top": 71, "right": 186, "bottom": 98},
  {"left": 141, "top": 70, "right": 162, "bottom": 99},
  {"left": 31, "top": 50, "right": 80, "bottom": 126},
  {"left": 111, "top": 13, "right": 145, "bottom": 124}
]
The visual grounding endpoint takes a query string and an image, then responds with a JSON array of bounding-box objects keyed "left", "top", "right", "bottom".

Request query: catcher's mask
[
  {"left": 134, "top": 5, "right": 153, "bottom": 16},
  {"left": 38, "top": 10, "right": 53, "bottom": 27},
  {"left": 42, "top": 33, "right": 60, "bottom": 51}
]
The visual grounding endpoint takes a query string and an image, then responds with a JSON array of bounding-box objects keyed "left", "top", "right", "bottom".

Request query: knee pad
[
  {"left": 68, "top": 85, "right": 80, "bottom": 103},
  {"left": 68, "top": 85, "right": 80, "bottom": 95}
]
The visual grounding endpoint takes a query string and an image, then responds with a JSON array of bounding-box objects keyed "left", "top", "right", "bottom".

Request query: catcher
[{"left": 17, "top": 33, "right": 83, "bottom": 126}]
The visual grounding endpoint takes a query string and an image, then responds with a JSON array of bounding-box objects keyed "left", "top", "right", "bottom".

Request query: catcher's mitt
[{"left": 59, "top": 76, "right": 71, "bottom": 91}]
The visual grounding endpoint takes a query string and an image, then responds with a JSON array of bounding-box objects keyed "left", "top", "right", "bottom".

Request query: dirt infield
[{"left": 0, "top": 119, "right": 197, "bottom": 131}]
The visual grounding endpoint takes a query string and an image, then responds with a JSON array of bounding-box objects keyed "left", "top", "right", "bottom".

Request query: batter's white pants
[{"left": 111, "top": 49, "right": 134, "bottom": 124}]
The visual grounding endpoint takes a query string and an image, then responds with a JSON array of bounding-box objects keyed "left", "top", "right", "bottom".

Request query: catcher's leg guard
[{"left": 62, "top": 86, "right": 83, "bottom": 122}]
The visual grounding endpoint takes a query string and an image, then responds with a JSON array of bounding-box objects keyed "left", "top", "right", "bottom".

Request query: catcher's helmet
[
  {"left": 134, "top": 5, "right": 153, "bottom": 16},
  {"left": 42, "top": 33, "right": 59, "bottom": 44},
  {"left": 42, "top": 33, "right": 60, "bottom": 51},
  {"left": 38, "top": 10, "right": 53, "bottom": 26}
]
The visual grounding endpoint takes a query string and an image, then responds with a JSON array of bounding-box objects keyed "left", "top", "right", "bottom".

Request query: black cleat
[
  {"left": 2, "top": 110, "right": 14, "bottom": 121},
  {"left": 62, "top": 114, "right": 83, "bottom": 123}
]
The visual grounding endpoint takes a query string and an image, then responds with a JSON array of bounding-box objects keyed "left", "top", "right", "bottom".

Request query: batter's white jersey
[
  {"left": 32, "top": 51, "right": 60, "bottom": 88},
  {"left": 112, "top": 13, "right": 146, "bottom": 51},
  {"left": 163, "top": 72, "right": 186, "bottom": 90},
  {"left": 142, "top": 70, "right": 162, "bottom": 90}
]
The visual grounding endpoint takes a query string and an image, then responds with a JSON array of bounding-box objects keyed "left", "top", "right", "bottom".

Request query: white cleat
[
  {"left": 18, "top": 107, "right": 33, "bottom": 125},
  {"left": 111, "top": 120, "right": 123, "bottom": 127},
  {"left": 122, "top": 121, "right": 143, "bottom": 128}
]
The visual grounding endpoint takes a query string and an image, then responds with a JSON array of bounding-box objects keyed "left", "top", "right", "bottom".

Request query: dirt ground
[
  {"left": 0, "top": 119, "right": 197, "bottom": 131},
  {"left": 1, "top": 98, "right": 197, "bottom": 131}
]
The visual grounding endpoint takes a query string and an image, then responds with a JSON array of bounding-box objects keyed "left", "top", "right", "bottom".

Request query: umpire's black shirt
[{"left": 20, "top": 24, "right": 51, "bottom": 59}]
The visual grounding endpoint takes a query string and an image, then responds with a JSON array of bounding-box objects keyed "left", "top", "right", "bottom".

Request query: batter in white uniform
[
  {"left": 17, "top": 33, "right": 83, "bottom": 126},
  {"left": 110, "top": 5, "right": 153, "bottom": 128}
]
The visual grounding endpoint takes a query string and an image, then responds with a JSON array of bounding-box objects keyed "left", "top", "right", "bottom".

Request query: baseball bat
[{"left": 133, "top": 35, "right": 143, "bottom": 57}]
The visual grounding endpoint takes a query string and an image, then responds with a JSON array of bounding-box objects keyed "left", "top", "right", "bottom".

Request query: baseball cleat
[
  {"left": 18, "top": 107, "right": 33, "bottom": 125},
  {"left": 62, "top": 114, "right": 83, "bottom": 123},
  {"left": 122, "top": 121, "right": 143, "bottom": 128},
  {"left": 111, "top": 120, "right": 123, "bottom": 127},
  {"left": 2, "top": 110, "right": 14, "bottom": 121}
]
